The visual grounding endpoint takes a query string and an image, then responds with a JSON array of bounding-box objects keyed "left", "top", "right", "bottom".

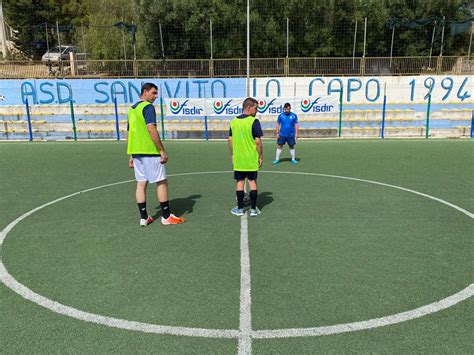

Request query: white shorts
[{"left": 133, "top": 156, "right": 167, "bottom": 183}]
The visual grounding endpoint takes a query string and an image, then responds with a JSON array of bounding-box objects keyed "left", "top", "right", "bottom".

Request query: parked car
[{"left": 41, "top": 46, "right": 86, "bottom": 62}]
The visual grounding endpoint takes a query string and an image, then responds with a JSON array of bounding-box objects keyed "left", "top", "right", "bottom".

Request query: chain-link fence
[
  {"left": 1, "top": 2, "right": 473, "bottom": 61},
  {"left": 1, "top": 1, "right": 472, "bottom": 79}
]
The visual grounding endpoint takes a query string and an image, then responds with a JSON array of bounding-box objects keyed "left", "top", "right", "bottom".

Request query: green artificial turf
[{"left": 0, "top": 139, "right": 472, "bottom": 353}]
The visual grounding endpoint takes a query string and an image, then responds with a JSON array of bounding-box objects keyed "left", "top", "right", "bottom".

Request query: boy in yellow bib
[{"left": 228, "top": 98, "right": 264, "bottom": 217}]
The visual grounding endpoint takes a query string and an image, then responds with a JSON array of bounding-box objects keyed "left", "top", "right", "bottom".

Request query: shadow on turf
[
  {"left": 257, "top": 191, "right": 274, "bottom": 211},
  {"left": 153, "top": 194, "right": 202, "bottom": 217},
  {"left": 152, "top": 192, "right": 273, "bottom": 216}
]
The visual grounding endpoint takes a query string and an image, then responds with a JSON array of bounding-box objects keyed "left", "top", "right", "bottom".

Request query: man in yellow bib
[
  {"left": 127, "top": 83, "right": 185, "bottom": 226},
  {"left": 228, "top": 97, "right": 263, "bottom": 217}
]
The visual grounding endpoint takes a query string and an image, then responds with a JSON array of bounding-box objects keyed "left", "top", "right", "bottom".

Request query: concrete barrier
[{"left": 0, "top": 104, "right": 471, "bottom": 140}]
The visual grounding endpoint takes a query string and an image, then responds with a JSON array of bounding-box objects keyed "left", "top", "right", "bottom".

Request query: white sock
[
  {"left": 290, "top": 149, "right": 296, "bottom": 160},
  {"left": 276, "top": 148, "right": 282, "bottom": 160}
]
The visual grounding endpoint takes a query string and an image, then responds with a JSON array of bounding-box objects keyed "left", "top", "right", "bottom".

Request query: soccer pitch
[{"left": 0, "top": 139, "right": 472, "bottom": 353}]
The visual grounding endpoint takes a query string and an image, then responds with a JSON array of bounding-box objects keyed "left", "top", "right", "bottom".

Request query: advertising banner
[
  {"left": 209, "top": 98, "right": 245, "bottom": 116},
  {"left": 166, "top": 98, "right": 207, "bottom": 117},
  {"left": 292, "top": 96, "right": 339, "bottom": 115},
  {"left": 256, "top": 96, "right": 339, "bottom": 115},
  {"left": 166, "top": 96, "right": 339, "bottom": 117}
]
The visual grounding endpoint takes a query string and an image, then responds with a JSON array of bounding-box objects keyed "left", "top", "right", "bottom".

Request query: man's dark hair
[
  {"left": 242, "top": 97, "right": 258, "bottom": 110},
  {"left": 141, "top": 83, "right": 158, "bottom": 94},
  {"left": 284, "top": 102, "right": 291, "bottom": 108}
]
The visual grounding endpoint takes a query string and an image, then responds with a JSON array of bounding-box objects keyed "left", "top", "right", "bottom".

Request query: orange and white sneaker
[
  {"left": 161, "top": 214, "right": 185, "bottom": 225},
  {"left": 140, "top": 216, "right": 155, "bottom": 227}
]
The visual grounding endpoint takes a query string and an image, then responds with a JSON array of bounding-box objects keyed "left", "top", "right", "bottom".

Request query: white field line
[
  {"left": 0, "top": 180, "right": 134, "bottom": 248},
  {"left": 0, "top": 260, "right": 238, "bottom": 338},
  {"left": 260, "top": 171, "right": 474, "bottom": 219},
  {"left": 0, "top": 170, "right": 472, "bottom": 342},
  {"left": 0, "top": 176, "right": 238, "bottom": 338},
  {"left": 253, "top": 284, "right": 474, "bottom": 339},
  {"left": 238, "top": 211, "right": 252, "bottom": 354}
]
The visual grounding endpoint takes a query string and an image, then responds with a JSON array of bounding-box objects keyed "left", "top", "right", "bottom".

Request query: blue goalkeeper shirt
[{"left": 277, "top": 112, "right": 298, "bottom": 137}]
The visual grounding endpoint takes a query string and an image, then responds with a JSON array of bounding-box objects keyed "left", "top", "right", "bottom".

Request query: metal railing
[
  {"left": 0, "top": 56, "right": 472, "bottom": 79},
  {"left": 288, "top": 57, "right": 362, "bottom": 76}
]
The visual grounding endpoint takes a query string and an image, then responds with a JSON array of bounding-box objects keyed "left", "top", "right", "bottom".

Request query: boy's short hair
[{"left": 284, "top": 102, "right": 291, "bottom": 109}]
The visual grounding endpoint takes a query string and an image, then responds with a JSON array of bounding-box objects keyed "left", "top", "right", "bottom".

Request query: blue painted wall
[
  {"left": 0, "top": 78, "right": 245, "bottom": 106},
  {"left": 0, "top": 76, "right": 471, "bottom": 106}
]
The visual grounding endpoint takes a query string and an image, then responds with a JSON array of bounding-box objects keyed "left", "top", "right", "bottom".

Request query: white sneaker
[
  {"left": 140, "top": 216, "right": 154, "bottom": 227},
  {"left": 250, "top": 208, "right": 261, "bottom": 217}
]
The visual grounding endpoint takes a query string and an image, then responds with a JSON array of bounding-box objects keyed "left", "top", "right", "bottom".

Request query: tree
[
  {"left": 81, "top": 0, "right": 138, "bottom": 60},
  {"left": 3, "top": 0, "right": 472, "bottom": 60},
  {"left": 134, "top": 0, "right": 240, "bottom": 59},
  {"left": 4, "top": 0, "right": 85, "bottom": 59}
]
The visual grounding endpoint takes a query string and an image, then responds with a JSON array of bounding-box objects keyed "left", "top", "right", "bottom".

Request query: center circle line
[{"left": 0, "top": 170, "right": 472, "bottom": 341}]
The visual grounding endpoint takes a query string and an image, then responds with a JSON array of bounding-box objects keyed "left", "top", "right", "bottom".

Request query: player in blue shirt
[{"left": 273, "top": 102, "right": 299, "bottom": 164}]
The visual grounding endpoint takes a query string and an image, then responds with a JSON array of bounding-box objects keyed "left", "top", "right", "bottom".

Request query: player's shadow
[
  {"left": 154, "top": 194, "right": 201, "bottom": 217},
  {"left": 257, "top": 191, "right": 274, "bottom": 211}
]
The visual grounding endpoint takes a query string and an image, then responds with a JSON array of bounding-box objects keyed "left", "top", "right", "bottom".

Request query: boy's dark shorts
[
  {"left": 277, "top": 135, "right": 296, "bottom": 146},
  {"left": 234, "top": 171, "right": 258, "bottom": 181}
]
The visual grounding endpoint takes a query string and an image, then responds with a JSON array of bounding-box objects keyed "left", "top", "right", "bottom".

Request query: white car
[{"left": 41, "top": 46, "right": 78, "bottom": 62}]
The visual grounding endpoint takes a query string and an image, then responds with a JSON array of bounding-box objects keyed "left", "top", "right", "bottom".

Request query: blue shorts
[
  {"left": 234, "top": 171, "right": 258, "bottom": 181},
  {"left": 277, "top": 135, "right": 296, "bottom": 146}
]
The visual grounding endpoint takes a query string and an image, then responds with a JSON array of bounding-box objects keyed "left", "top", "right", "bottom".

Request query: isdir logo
[
  {"left": 257, "top": 98, "right": 276, "bottom": 113},
  {"left": 169, "top": 99, "right": 189, "bottom": 114},
  {"left": 300, "top": 97, "right": 320, "bottom": 113},
  {"left": 213, "top": 99, "right": 232, "bottom": 114}
]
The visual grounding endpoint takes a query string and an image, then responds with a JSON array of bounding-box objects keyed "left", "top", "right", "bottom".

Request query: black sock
[
  {"left": 250, "top": 190, "right": 258, "bottom": 209},
  {"left": 236, "top": 191, "right": 244, "bottom": 209},
  {"left": 137, "top": 202, "right": 148, "bottom": 219},
  {"left": 160, "top": 201, "right": 171, "bottom": 219}
]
